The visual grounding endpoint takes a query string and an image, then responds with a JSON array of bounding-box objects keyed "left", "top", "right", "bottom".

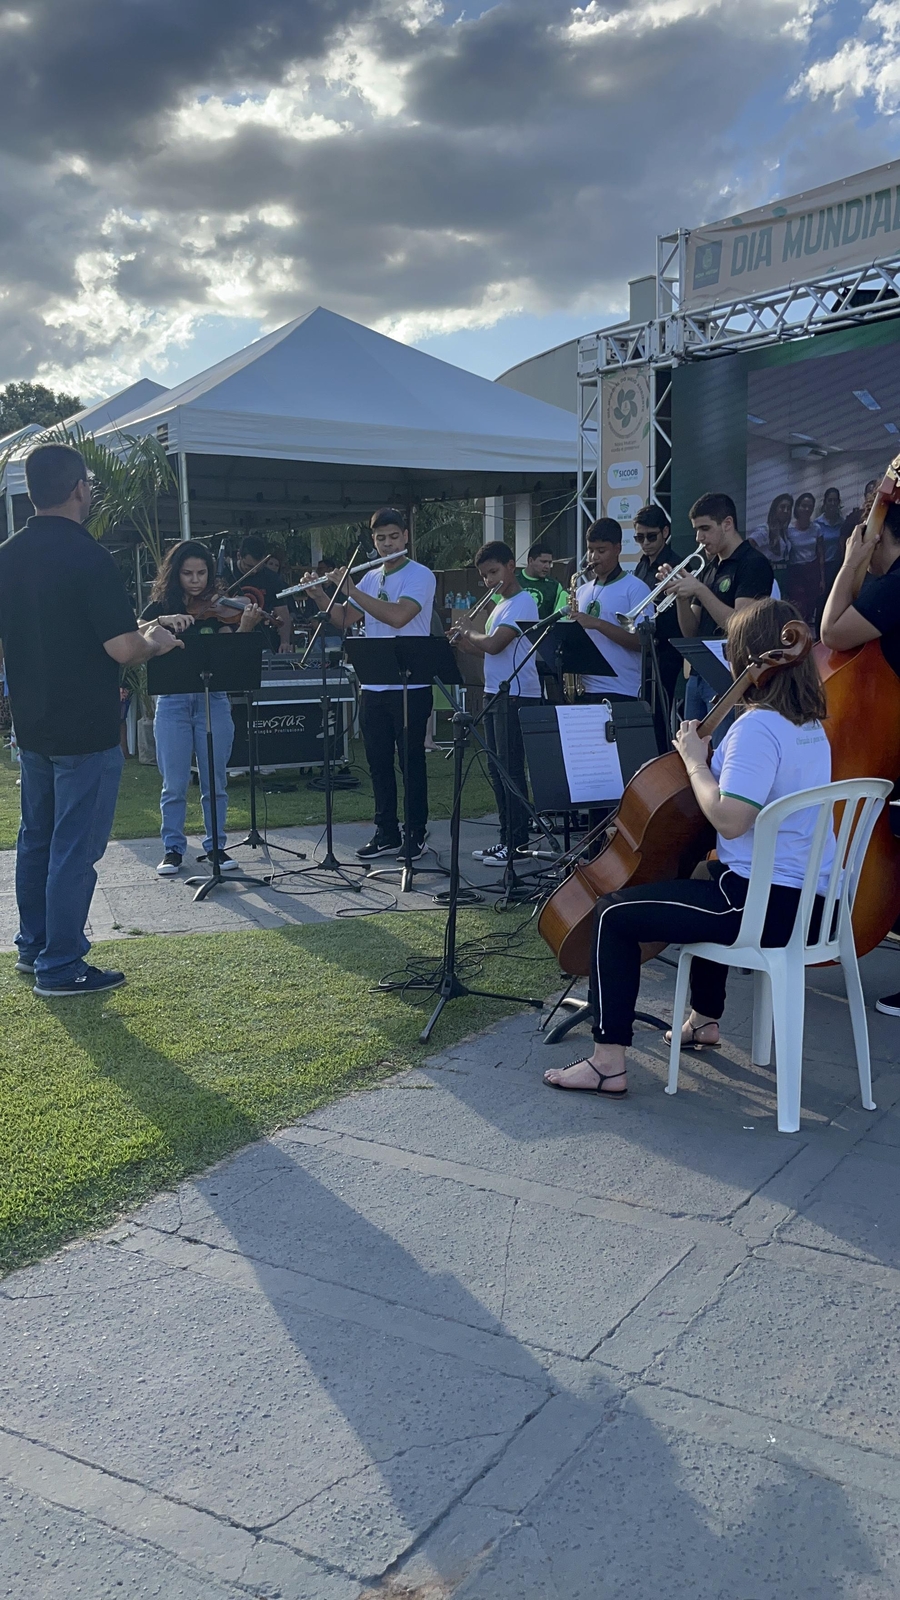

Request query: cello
[
  {"left": 815, "top": 449, "right": 900, "bottom": 955},
  {"left": 538, "top": 620, "right": 811, "bottom": 975}
]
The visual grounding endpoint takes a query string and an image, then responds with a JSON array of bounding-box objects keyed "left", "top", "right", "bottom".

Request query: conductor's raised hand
[
  {"left": 143, "top": 622, "right": 184, "bottom": 654},
  {"left": 157, "top": 613, "right": 194, "bottom": 633}
]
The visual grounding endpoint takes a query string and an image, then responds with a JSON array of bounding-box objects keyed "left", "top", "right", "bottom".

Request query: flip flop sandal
[
  {"left": 664, "top": 1025, "right": 721, "bottom": 1051},
  {"left": 543, "top": 1059, "right": 628, "bottom": 1097}
]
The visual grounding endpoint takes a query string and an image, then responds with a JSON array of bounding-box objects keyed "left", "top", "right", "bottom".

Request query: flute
[{"left": 277, "top": 555, "right": 381, "bottom": 599}]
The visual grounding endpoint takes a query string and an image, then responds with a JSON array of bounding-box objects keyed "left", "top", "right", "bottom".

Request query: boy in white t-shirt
[
  {"left": 450, "top": 541, "right": 541, "bottom": 865},
  {"left": 575, "top": 519, "right": 651, "bottom": 700},
  {"left": 305, "top": 507, "right": 436, "bottom": 860}
]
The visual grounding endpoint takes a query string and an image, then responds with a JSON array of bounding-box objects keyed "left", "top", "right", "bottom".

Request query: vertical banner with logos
[{"left": 600, "top": 368, "right": 652, "bottom": 561}]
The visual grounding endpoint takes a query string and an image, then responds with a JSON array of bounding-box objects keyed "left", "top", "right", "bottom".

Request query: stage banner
[
  {"left": 600, "top": 367, "right": 651, "bottom": 558},
  {"left": 684, "top": 159, "right": 900, "bottom": 313}
]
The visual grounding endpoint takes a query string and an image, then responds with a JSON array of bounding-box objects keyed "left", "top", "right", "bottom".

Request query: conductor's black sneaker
[
  {"left": 876, "top": 991, "right": 900, "bottom": 1016},
  {"left": 356, "top": 833, "right": 402, "bottom": 859},
  {"left": 14, "top": 956, "right": 35, "bottom": 973},
  {"left": 396, "top": 832, "right": 428, "bottom": 860},
  {"left": 34, "top": 966, "right": 127, "bottom": 998},
  {"left": 214, "top": 851, "right": 239, "bottom": 871},
  {"left": 156, "top": 850, "right": 183, "bottom": 876}
]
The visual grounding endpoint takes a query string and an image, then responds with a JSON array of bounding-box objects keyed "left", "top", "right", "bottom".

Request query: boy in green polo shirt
[{"left": 518, "top": 540, "right": 569, "bottom": 620}]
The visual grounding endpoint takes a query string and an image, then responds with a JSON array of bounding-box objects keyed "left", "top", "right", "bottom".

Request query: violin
[
  {"left": 538, "top": 620, "right": 812, "bottom": 976},
  {"left": 185, "top": 593, "right": 272, "bottom": 627}
]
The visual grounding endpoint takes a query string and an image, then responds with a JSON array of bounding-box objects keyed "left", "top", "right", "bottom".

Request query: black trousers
[
  {"left": 359, "top": 687, "right": 432, "bottom": 838},
  {"left": 483, "top": 696, "right": 540, "bottom": 851},
  {"left": 588, "top": 865, "right": 815, "bottom": 1046}
]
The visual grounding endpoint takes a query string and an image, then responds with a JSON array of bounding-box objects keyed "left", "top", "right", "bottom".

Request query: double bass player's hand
[
  {"left": 842, "top": 520, "right": 880, "bottom": 574},
  {"left": 673, "top": 719, "right": 710, "bottom": 773}
]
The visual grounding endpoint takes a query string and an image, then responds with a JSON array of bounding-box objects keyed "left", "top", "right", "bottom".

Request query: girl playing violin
[
  {"left": 544, "top": 598, "right": 832, "bottom": 1098},
  {"left": 141, "top": 540, "right": 263, "bottom": 878}
]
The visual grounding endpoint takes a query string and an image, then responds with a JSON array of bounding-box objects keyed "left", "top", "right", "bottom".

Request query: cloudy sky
[{"left": 1, "top": 0, "right": 897, "bottom": 399}]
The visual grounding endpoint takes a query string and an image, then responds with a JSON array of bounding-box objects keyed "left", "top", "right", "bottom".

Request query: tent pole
[{"left": 177, "top": 452, "right": 191, "bottom": 541}]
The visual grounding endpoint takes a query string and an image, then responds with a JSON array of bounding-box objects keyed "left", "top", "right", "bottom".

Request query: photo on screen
[{"left": 746, "top": 343, "right": 900, "bottom": 553}]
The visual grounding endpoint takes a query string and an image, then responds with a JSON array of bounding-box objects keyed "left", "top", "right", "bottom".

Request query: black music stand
[
  {"left": 670, "top": 638, "right": 732, "bottom": 696},
  {"left": 344, "top": 636, "right": 460, "bottom": 893},
  {"left": 233, "top": 687, "right": 306, "bottom": 860},
  {"left": 532, "top": 618, "right": 615, "bottom": 692},
  {"left": 147, "top": 633, "right": 265, "bottom": 902},
  {"left": 514, "top": 700, "right": 667, "bottom": 1047}
]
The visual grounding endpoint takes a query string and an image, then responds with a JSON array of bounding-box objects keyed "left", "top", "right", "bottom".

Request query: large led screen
[{"left": 746, "top": 341, "right": 900, "bottom": 543}]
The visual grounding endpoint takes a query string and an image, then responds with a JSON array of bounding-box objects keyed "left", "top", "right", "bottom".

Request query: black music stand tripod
[
  {"left": 234, "top": 682, "right": 306, "bottom": 862},
  {"left": 344, "top": 636, "right": 455, "bottom": 894},
  {"left": 147, "top": 633, "right": 266, "bottom": 902},
  {"left": 265, "top": 620, "right": 361, "bottom": 892}
]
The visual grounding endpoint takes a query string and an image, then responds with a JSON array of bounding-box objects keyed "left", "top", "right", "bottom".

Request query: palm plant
[
  {"left": 39, "top": 422, "right": 176, "bottom": 570},
  {"left": 80, "top": 431, "right": 175, "bottom": 571}
]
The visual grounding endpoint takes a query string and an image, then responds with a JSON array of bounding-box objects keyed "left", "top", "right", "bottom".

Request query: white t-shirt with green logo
[
  {"left": 352, "top": 559, "right": 436, "bottom": 690},
  {"left": 711, "top": 708, "right": 834, "bottom": 891},
  {"left": 577, "top": 573, "right": 651, "bottom": 696}
]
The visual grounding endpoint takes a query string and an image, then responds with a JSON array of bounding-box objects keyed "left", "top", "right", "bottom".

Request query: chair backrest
[{"left": 732, "top": 777, "right": 892, "bottom": 960}]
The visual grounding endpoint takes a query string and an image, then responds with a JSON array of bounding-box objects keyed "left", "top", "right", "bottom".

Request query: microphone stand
[{"left": 403, "top": 685, "right": 544, "bottom": 1045}]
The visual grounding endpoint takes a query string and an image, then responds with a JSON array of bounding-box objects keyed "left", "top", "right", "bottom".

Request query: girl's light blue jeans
[{"left": 153, "top": 692, "right": 234, "bottom": 856}]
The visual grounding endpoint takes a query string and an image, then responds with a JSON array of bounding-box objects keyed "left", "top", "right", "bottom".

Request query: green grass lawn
[
  {"left": 0, "top": 913, "right": 558, "bottom": 1274},
  {"left": 0, "top": 737, "right": 496, "bottom": 848}
]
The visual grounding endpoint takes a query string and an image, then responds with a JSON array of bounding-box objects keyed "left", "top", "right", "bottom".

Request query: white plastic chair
[{"left": 666, "top": 777, "right": 892, "bottom": 1133}]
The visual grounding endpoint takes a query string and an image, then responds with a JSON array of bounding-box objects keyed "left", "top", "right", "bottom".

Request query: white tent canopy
[
  {"left": 94, "top": 308, "right": 576, "bottom": 480},
  {"left": 3, "top": 378, "right": 168, "bottom": 503}
]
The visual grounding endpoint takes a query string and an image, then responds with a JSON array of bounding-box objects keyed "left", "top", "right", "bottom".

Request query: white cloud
[
  {"left": 794, "top": 1, "right": 900, "bottom": 112},
  {"left": 0, "top": 0, "right": 896, "bottom": 397}
]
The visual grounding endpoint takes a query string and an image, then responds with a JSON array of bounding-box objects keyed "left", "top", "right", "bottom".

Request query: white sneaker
[{"left": 472, "top": 844, "right": 508, "bottom": 863}]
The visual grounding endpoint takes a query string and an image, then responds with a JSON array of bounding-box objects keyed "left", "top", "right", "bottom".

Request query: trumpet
[
  {"left": 447, "top": 584, "right": 500, "bottom": 644},
  {"left": 277, "top": 554, "right": 382, "bottom": 599},
  {"left": 615, "top": 547, "right": 706, "bottom": 631}
]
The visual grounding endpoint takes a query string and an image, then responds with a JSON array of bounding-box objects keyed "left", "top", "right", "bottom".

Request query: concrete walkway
[
  {"left": 3, "top": 931, "right": 900, "bottom": 1596},
  {"left": 0, "top": 818, "right": 510, "bottom": 948}
]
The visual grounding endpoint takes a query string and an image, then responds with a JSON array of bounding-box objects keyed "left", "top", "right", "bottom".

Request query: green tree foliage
[
  {"left": 0, "top": 381, "right": 82, "bottom": 434},
  {"left": 301, "top": 499, "right": 484, "bottom": 572}
]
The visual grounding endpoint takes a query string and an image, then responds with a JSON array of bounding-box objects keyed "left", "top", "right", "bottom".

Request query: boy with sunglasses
[{"left": 633, "top": 505, "right": 681, "bottom": 709}]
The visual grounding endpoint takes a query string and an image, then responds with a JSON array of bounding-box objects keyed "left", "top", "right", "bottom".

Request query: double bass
[
  {"left": 815, "top": 450, "right": 900, "bottom": 955},
  {"left": 538, "top": 621, "right": 811, "bottom": 975}
]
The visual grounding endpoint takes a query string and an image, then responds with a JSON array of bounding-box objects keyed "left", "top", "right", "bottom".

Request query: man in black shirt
[
  {"left": 633, "top": 504, "right": 681, "bottom": 710},
  {"left": 667, "top": 491, "right": 773, "bottom": 735},
  {"left": 234, "top": 535, "right": 293, "bottom": 652},
  {"left": 0, "top": 444, "right": 180, "bottom": 996}
]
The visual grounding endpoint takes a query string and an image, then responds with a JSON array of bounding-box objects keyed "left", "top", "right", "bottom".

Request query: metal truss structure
[{"left": 576, "top": 232, "right": 900, "bottom": 550}]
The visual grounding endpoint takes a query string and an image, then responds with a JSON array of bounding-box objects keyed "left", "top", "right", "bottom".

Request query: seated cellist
[{"left": 544, "top": 598, "right": 833, "bottom": 1098}]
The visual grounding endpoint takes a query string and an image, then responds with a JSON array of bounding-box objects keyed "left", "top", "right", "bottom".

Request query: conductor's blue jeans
[{"left": 16, "top": 744, "right": 124, "bottom": 982}]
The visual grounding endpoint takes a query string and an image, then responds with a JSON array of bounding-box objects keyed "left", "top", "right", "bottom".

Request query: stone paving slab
[
  {"left": 3, "top": 917, "right": 900, "bottom": 1595},
  {"left": 0, "top": 818, "right": 512, "bottom": 946}
]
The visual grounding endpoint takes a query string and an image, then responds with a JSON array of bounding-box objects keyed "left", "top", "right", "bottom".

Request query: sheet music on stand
[{"left": 555, "top": 704, "right": 624, "bottom": 803}]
